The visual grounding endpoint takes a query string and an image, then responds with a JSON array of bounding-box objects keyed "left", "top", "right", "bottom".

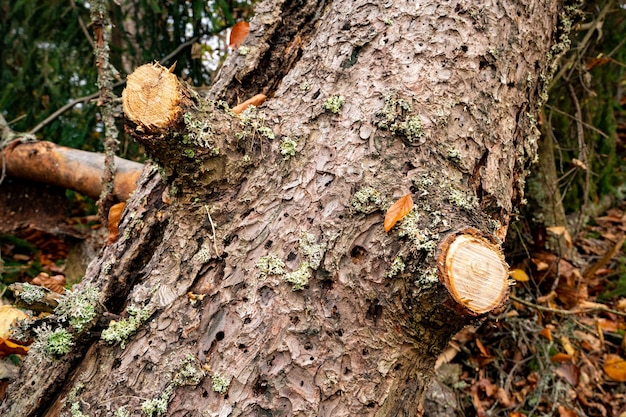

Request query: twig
[
  {"left": 91, "top": 0, "right": 120, "bottom": 219},
  {"left": 566, "top": 83, "right": 590, "bottom": 234},
  {"left": 70, "top": 0, "right": 96, "bottom": 50},
  {"left": 204, "top": 205, "right": 219, "bottom": 257},
  {"left": 544, "top": 104, "right": 608, "bottom": 139},
  {"left": 510, "top": 294, "right": 626, "bottom": 317}
]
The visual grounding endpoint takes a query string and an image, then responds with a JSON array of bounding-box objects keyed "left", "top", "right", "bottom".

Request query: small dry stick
[{"left": 205, "top": 205, "right": 219, "bottom": 257}]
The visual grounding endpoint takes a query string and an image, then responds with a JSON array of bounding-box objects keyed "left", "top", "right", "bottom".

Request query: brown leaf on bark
[
  {"left": 384, "top": 193, "right": 413, "bottom": 232},
  {"left": 106, "top": 202, "right": 126, "bottom": 245},
  {"left": 229, "top": 21, "right": 250, "bottom": 49},
  {"left": 232, "top": 94, "right": 267, "bottom": 114},
  {"left": 32, "top": 272, "right": 66, "bottom": 294}
]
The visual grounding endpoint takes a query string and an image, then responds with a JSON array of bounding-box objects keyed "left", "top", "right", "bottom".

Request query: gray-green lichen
[
  {"left": 283, "top": 262, "right": 311, "bottom": 291},
  {"left": 299, "top": 233, "right": 326, "bottom": 270},
  {"left": 55, "top": 286, "right": 100, "bottom": 333},
  {"left": 324, "top": 95, "right": 344, "bottom": 114},
  {"left": 397, "top": 210, "right": 439, "bottom": 254},
  {"left": 385, "top": 256, "right": 406, "bottom": 278},
  {"left": 182, "top": 112, "right": 218, "bottom": 150},
  {"left": 68, "top": 382, "right": 89, "bottom": 417},
  {"left": 101, "top": 304, "right": 152, "bottom": 349},
  {"left": 33, "top": 325, "right": 73, "bottom": 358},
  {"left": 376, "top": 94, "right": 424, "bottom": 142},
  {"left": 414, "top": 267, "right": 439, "bottom": 289},
  {"left": 141, "top": 355, "right": 205, "bottom": 416},
  {"left": 192, "top": 246, "right": 212, "bottom": 264},
  {"left": 238, "top": 46, "right": 250, "bottom": 55},
  {"left": 18, "top": 283, "right": 45, "bottom": 304},
  {"left": 447, "top": 187, "right": 477, "bottom": 211},
  {"left": 141, "top": 388, "right": 171, "bottom": 417},
  {"left": 280, "top": 137, "right": 298, "bottom": 160},
  {"left": 212, "top": 373, "right": 230, "bottom": 394},
  {"left": 256, "top": 254, "right": 286, "bottom": 279},
  {"left": 114, "top": 407, "right": 130, "bottom": 417},
  {"left": 236, "top": 105, "right": 275, "bottom": 145},
  {"left": 351, "top": 186, "right": 383, "bottom": 214}
]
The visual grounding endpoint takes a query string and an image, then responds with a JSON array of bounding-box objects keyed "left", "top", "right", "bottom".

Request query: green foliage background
[{"left": 0, "top": 0, "right": 254, "bottom": 154}]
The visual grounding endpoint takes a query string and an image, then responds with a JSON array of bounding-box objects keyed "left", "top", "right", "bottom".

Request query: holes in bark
[
  {"left": 461, "top": 45, "right": 468, "bottom": 52},
  {"left": 244, "top": 317, "right": 251, "bottom": 324},
  {"left": 366, "top": 300, "right": 383, "bottom": 323},
  {"left": 202, "top": 389, "right": 209, "bottom": 398},
  {"left": 264, "top": 240, "right": 273, "bottom": 249},
  {"left": 344, "top": 367, "right": 350, "bottom": 375},
  {"left": 341, "top": 21, "right": 351, "bottom": 30},
  {"left": 238, "top": 344, "right": 248, "bottom": 353},
  {"left": 320, "top": 279, "right": 333, "bottom": 289},
  {"left": 287, "top": 251, "right": 297, "bottom": 261},
  {"left": 300, "top": 380, "right": 304, "bottom": 386},
  {"left": 312, "top": 90, "right": 321, "bottom": 100},
  {"left": 215, "top": 331, "right": 225, "bottom": 341},
  {"left": 362, "top": 348, "right": 369, "bottom": 356},
  {"left": 259, "top": 286, "right": 275, "bottom": 306},
  {"left": 394, "top": 363, "right": 402, "bottom": 371},
  {"left": 112, "top": 358, "right": 121, "bottom": 369},
  {"left": 291, "top": 316, "right": 300, "bottom": 325},
  {"left": 350, "top": 245, "right": 366, "bottom": 263},
  {"left": 304, "top": 342, "right": 313, "bottom": 350},
  {"left": 254, "top": 379, "right": 268, "bottom": 395},
  {"left": 366, "top": 402, "right": 376, "bottom": 408},
  {"left": 336, "top": 329, "right": 343, "bottom": 337}
]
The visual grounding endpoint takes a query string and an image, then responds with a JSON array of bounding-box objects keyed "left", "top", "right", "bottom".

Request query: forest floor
[{"left": 440, "top": 202, "right": 626, "bottom": 417}]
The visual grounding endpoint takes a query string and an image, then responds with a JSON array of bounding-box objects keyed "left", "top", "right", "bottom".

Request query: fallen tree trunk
[
  {"left": 1, "top": 0, "right": 568, "bottom": 415},
  {"left": 2, "top": 140, "right": 142, "bottom": 201}
]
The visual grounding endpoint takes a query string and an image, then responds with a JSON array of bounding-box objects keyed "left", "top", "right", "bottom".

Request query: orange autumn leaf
[
  {"left": 384, "top": 193, "right": 413, "bottom": 232},
  {"left": 603, "top": 354, "right": 626, "bottom": 381},
  {"left": 540, "top": 327, "right": 552, "bottom": 341},
  {"left": 229, "top": 21, "right": 250, "bottom": 49},
  {"left": 0, "top": 338, "right": 29, "bottom": 357},
  {"left": 232, "top": 94, "right": 267, "bottom": 114},
  {"left": 106, "top": 202, "right": 126, "bottom": 245}
]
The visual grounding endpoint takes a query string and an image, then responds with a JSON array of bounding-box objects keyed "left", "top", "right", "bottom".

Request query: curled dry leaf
[
  {"left": 0, "top": 338, "right": 29, "bottom": 357},
  {"left": 232, "top": 94, "right": 267, "bottom": 114},
  {"left": 229, "top": 21, "right": 250, "bottom": 49},
  {"left": 32, "top": 272, "right": 66, "bottom": 294},
  {"left": 106, "top": 202, "right": 127, "bottom": 245},
  {"left": 384, "top": 193, "right": 413, "bottom": 232}
]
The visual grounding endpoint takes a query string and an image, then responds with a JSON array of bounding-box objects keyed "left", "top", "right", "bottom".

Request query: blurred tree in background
[{"left": 0, "top": 0, "right": 255, "bottom": 155}]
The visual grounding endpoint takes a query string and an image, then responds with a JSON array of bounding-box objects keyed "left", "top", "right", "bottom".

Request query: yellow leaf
[
  {"left": 509, "top": 268, "right": 529, "bottom": 282},
  {"left": 603, "top": 354, "right": 626, "bottom": 381},
  {"left": 0, "top": 305, "right": 29, "bottom": 339},
  {"left": 384, "top": 193, "right": 413, "bottom": 232}
]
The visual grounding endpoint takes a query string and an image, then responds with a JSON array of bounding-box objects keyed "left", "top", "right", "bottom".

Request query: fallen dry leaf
[
  {"left": 556, "top": 362, "right": 580, "bottom": 386},
  {"left": 603, "top": 354, "right": 626, "bottom": 381},
  {"left": 232, "top": 94, "right": 267, "bottom": 114},
  {"left": 540, "top": 327, "right": 553, "bottom": 342},
  {"left": 0, "top": 338, "right": 29, "bottom": 357},
  {"left": 558, "top": 405, "right": 578, "bottom": 417},
  {"left": 229, "top": 21, "right": 250, "bottom": 49},
  {"left": 32, "top": 272, "right": 66, "bottom": 294},
  {"left": 0, "top": 305, "right": 29, "bottom": 339},
  {"left": 384, "top": 193, "right": 413, "bottom": 232},
  {"left": 509, "top": 268, "right": 530, "bottom": 282},
  {"left": 107, "top": 202, "right": 126, "bottom": 245}
]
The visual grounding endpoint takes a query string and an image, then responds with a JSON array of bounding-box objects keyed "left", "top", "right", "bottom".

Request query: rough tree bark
[{"left": 1, "top": 0, "right": 569, "bottom": 415}]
